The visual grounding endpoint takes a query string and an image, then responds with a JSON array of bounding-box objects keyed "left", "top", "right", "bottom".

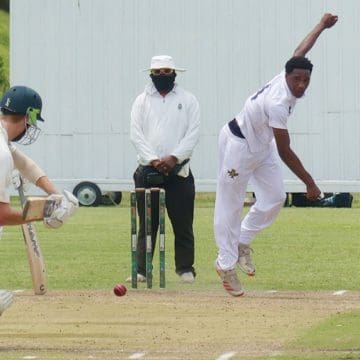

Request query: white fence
[{"left": 9, "top": 0, "right": 360, "bottom": 194}]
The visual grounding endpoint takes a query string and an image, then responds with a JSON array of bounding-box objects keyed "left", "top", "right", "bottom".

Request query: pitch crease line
[
  {"left": 129, "top": 352, "right": 146, "bottom": 359},
  {"left": 333, "top": 290, "right": 347, "bottom": 296},
  {"left": 216, "top": 351, "right": 237, "bottom": 360}
]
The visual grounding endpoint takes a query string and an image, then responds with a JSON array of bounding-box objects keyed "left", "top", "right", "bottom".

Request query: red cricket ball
[{"left": 113, "top": 284, "right": 127, "bottom": 297}]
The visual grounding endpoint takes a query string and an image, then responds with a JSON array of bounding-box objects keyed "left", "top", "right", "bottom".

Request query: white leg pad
[{"left": 0, "top": 290, "right": 13, "bottom": 316}]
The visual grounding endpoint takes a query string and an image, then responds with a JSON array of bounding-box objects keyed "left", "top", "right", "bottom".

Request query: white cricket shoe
[
  {"left": 125, "top": 274, "right": 146, "bottom": 283},
  {"left": 238, "top": 244, "right": 256, "bottom": 276},
  {"left": 179, "top": 272, "right": 195, "bottom": 284},
  {"left": 0, "top": 290, "right": 13, "bottom": 316},
  {"left": 215, "top": 263, "right": 244, "bottom": 297}
]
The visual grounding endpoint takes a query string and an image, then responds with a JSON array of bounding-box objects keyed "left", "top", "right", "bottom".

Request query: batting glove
[{"left": 43, "top": 190, "right": 79, "bottom": 229}]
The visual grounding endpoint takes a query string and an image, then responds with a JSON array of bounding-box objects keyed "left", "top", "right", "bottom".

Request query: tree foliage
[
  {"left": 0, "top": 0, "right": 9, "bottom": 12},
  {"left": 0, "top": 56, "right": 8, "bottom": 94}
]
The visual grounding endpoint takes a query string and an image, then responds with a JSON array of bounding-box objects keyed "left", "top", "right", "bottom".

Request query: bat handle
[{"left": 17, "top": 178, "right": 26, "bottom": 208}]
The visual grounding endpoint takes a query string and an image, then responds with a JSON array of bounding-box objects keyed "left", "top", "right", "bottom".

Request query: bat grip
[{"left": 17, "top": 178, "right": 26, "bottom": 208}]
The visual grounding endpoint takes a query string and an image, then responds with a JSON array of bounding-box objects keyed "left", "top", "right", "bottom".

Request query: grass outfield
[
  {"left": 1, "top": 192, "right": 360, "bottom": 291},
  {"left": 1, "top": 192, "right": 359, "bottom": 359}
]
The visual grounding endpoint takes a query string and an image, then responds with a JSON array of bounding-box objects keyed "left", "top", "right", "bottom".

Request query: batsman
[{"left": 0, "top": 85, "right": 79, "bottom": 316}]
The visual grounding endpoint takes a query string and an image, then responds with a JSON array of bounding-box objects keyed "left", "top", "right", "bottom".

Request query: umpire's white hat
[{"left": 144, "top": 55, "right": 186, "bottom": 72}]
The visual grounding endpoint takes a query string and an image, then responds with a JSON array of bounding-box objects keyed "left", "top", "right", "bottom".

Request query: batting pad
[{"left": 0, "top": 290, "right": 13, "bottom": 315}]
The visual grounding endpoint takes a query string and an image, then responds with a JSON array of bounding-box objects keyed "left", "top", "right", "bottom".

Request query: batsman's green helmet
[{"left": 0, "top": 86, "right": 45, "bottom": 123}]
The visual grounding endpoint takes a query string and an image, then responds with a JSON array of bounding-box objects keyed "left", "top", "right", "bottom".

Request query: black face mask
[{"left": 150, "top": 73, "right": 176, "bottom": 93}]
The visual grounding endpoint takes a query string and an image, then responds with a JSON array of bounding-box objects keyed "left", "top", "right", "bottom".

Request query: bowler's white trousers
[{"left": 214, "top": 124, "right": 287, "bottom": 270}]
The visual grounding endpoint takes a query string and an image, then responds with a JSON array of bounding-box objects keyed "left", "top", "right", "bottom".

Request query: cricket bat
[
  {"left": 23, "top": 195, "right": 62, "bottom": 222},
  {"left": 17, "top": 180, "right": 47, "bottom": 295}
]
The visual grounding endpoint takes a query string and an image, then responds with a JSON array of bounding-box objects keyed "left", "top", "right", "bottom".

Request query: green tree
[
  {"left": 0, "top": 0, "right": 9, "bottom": 12},
  {"left": 0, "top": 56, "right": 9, "bottom": 94}
]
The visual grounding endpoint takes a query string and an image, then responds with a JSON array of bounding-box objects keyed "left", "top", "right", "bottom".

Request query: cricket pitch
[{"left": 0, "top": 289, "right": 359, "bottom": 359}]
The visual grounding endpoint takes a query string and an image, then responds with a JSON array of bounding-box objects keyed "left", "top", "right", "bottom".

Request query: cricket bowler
[{"left": 214, "top": 13, "right": 338, "bottom": 296}]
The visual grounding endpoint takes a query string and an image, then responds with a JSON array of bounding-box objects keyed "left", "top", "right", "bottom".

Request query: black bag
[
  {"left": 291, "top": 192, "right": 353, "bottom": 208},
  {"left": 142, "top": 159, "right": 190, "bottom": 187}
]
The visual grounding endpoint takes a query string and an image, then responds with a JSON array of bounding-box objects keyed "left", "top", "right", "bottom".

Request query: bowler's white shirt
[
  {"left": 236, "top": 70, "right": 298, "bottom": 153},
  {"left": 130, "top": 83, "right": 200, "bottom": 177}
]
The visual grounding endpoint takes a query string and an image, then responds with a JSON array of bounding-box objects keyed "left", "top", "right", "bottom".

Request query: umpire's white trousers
[{"left": 214, "top": 124, "right": 286, "bottom": 270}]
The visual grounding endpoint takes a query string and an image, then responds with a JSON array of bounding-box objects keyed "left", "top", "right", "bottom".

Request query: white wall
[{"left": 9, "top": 0, "right": 360, "bottom": 193}]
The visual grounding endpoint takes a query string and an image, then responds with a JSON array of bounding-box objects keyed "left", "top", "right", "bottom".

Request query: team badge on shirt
[{"left": 227, "top": 169, "right": 239, "bottom": 179}]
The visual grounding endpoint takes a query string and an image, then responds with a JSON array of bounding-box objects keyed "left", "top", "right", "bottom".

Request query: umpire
[{"left": 129, "top": 55, "right": 200, "bottom": 284}]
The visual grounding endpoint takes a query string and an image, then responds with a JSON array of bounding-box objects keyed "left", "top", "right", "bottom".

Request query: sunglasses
[{"left": 150, "top": 68, "right": 174, "bottom": 75}]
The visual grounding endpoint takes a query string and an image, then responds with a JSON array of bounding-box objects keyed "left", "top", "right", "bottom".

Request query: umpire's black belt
[{"left": 228, "top": 118, "right": 245, "bottom": 138}]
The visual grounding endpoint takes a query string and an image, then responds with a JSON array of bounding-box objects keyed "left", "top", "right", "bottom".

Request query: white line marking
[
  {"left": 23, "top": 356, "right": 37, "bottom": 359},
  {"left": 333, "top": 290, "right": 347, "bottom": 296},
  {"left": 267, "top": 290, "right": 278, "bottom": 293},
  {"left": 129, "top": 353, "right": 146, "bottom": 359},
  {"left": 14, "top": 289, "right": 25, "bottom": 293},
  {"left": 216, "top": 351, "right": 237, "bottom": 360}
]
